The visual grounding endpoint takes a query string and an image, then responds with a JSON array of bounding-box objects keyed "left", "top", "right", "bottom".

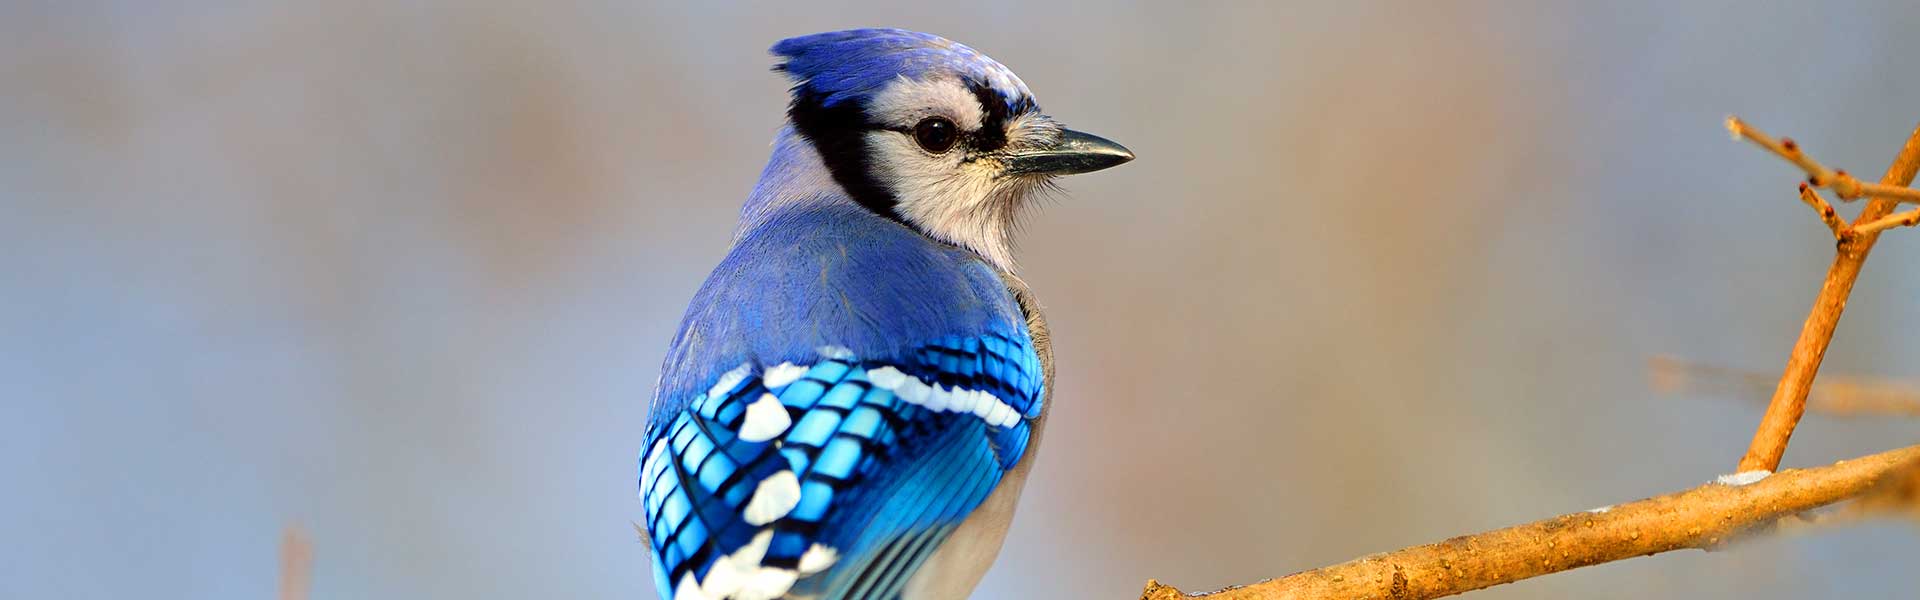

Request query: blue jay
[{"left": 639, "top": 29, "right": 1132, "bottom": 600}]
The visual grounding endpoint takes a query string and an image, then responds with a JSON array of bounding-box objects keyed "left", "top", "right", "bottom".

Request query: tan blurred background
[{"left": 6, "top": 2, "right": 1919, "bottom": 598}]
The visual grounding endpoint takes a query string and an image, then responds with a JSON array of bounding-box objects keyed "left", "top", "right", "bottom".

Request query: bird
[{"left": 638, "top": 28, "right": 1133, "bottom": 600}]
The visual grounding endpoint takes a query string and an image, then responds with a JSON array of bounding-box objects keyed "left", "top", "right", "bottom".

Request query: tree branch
[
  {"left": 1728, "top": 118, "right": 1920, "bottom": 473},
  {"left": 1725, "top": 117, "right": 1920, "bottom": 205},
  {"left": 1140, "top": 446, "right": 1920, "bottom": 600},
  {"left": 1854, "top": 206, "right": 1920, "bottom": 236},
  {"left": 1138, "top": 118, "right": 1920, "bottom": 599},
  {"left": 1796, "top": 183, "right": 1848, "bottom": 240}
]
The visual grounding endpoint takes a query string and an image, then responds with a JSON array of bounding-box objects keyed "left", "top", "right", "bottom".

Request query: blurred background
[{"left": 6, "top": 1, "right": 1919, "bottom": 598}]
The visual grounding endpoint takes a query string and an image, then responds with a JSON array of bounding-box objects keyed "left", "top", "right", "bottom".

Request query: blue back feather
[
  {"left": 642, "top": 207, "right": 1046, "bottom": 599},
  {"left": 653, "top": 205, "right": 1023, "bottom": 417}
]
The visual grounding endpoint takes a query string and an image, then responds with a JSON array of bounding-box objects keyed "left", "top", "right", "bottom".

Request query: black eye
[{"left": 912, "top": 117, "right": 958, "bottom": 154}]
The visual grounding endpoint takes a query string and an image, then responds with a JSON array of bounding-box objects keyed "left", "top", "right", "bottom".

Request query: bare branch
[
  {"left": 1728, "top": 118, "right": 1920, "bottom": 472},
  {"left": 1726, "top": 117, "right": 1920, "bottom": 204},
  {"left": 1796, "top": 183, "right": 1849, "bottom": 239},
  {"left": 1138, "top": 118, "right": 1920, "bottom": 600},
  {"left": 1140, "top": 446, "right": 1920, "bottom": 600},
  {"left": 1856, "top": 458, "right": 1920, "bottom": 520},
  {"left": 1854, "top": 207, "right": 1920, "bottom": 237}
]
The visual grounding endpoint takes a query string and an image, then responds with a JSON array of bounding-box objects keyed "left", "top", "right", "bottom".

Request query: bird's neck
[{"left": 735, "top": 126, "right": 849, "bottom": 239}]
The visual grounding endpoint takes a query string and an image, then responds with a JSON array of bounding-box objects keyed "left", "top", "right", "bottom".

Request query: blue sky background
[{"left": 5, "top": 2, "right": 1919, "bottom": 598}]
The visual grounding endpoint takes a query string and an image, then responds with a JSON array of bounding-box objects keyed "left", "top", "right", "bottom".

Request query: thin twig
[
  {"left": 1797, "top": 183, "right": 1849, "bottom": 239},
  {"left": 1728, "top": 118, "right": 1920, "bottom": 472},
  {"left": 1726, "top": 117, "right": 1920, "bottom": 204},
  {"left": 1854, "top": 207, "right": 1920, "bottom": 236},
  {"left": 1139, "top": 446, "right": 1920, "bottom": 600}
]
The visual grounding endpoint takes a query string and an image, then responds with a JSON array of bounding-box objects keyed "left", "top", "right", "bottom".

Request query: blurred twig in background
[
  {"left": 1138, "top": 119, "right": 1920, "bottom": 599},
  {"left": 1650, "top": 355, "right": 1920, "bottom": 418},
  {"left": 280, "top": 525, "right": 311, "bottom": 600}
]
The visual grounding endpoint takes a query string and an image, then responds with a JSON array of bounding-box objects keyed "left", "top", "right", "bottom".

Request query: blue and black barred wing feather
[{"left": 640, "top": 331, "right": 1045, "bottom": 600}]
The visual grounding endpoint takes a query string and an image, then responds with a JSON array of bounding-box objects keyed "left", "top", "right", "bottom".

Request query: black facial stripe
[
  {"left": 785, "top": 81, "right": 1039, "bottom": 223},
  {"left": 966, "top": 82, "right": 1010, "bottom": 152},
  {"left": 786, "top": 89, "right": 902, "bottom": 222},
  {"left": 966, "top": 80, "right": 1038, "bottom": 153}
]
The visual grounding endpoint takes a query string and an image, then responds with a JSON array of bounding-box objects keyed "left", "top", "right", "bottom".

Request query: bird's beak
[{"left": 1002, "top": 128, "right": 1134, "bottom": 176}]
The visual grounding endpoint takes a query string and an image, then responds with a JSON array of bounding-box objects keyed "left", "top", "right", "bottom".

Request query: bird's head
[{"left": 771, "top": 28, "right": 1133, "bottom": 269}]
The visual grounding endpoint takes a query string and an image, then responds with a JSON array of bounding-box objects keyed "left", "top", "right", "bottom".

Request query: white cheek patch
[
  {"left": 868, "top": 76, "right": 985, "bottom": 130},
  {"left": 865, "top": 130, "right": 975, "bottom": 189},
  {"left": 865, "top": 129, "right": 1019, "bottom": 269}
]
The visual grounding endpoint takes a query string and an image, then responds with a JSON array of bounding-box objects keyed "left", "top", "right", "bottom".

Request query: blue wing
[
  {"left": 640, "top": 333, "right": 1044, "bottom": 600},
  {"left": 640, "top": 207, "right": 1045, "bottom": 600}
]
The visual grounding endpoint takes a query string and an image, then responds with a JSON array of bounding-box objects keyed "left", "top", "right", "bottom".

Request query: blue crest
[{"left": 772, "top": 28, "right": 1034, "bottom": 112}]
